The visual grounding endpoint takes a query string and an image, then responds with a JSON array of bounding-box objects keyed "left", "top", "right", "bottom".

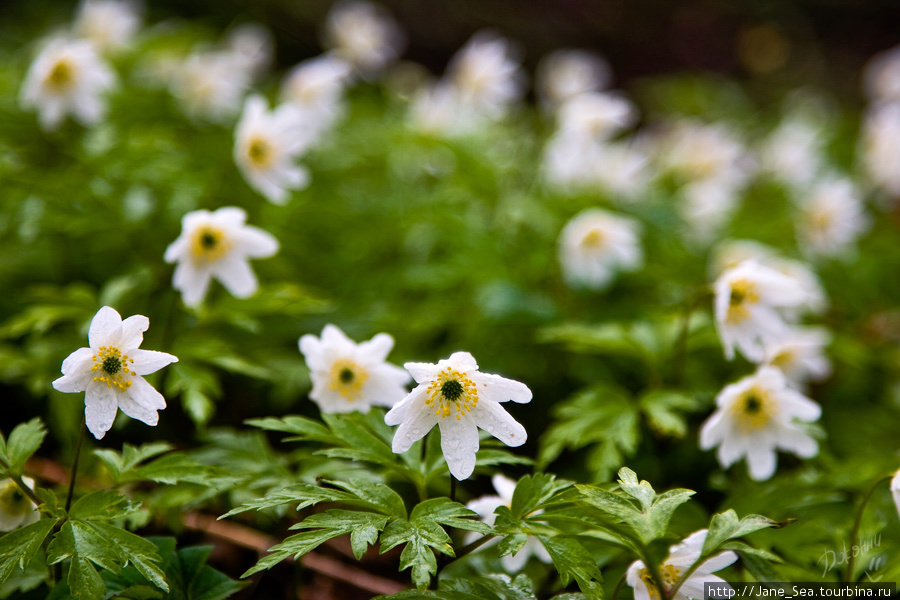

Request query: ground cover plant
[{"left": 2, "top": 1, "right": 900, "bottom": 599}]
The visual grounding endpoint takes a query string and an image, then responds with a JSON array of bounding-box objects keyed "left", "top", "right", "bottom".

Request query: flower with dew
[
  {"left": 713, "top": 260, "right": 816, "bottom": 362},
  {"left": 164, "top": 207, "right": 279, "bottom": 307},
  {"left": 535, "top": 48, "right": 611, "bottom": 109},
  {"left": 626, "top": 530, "right": 737, "bottom": 600},
  {"left": 699, "top": 366, "right": 821, "bottom": 480},
  {"left": 20, "top": 37, "right": 116, "bottom": 131},
  {"left": 298, "top": 324, "right": 410, "bottom": 414},
  {"left": 51, "top": 306, "right": 178, "bottom": 440},
  {"left": 558, "top": 208, "right": 643, "bottom": 291},
  {"left": 280, "top": 54, "right": 353, "bottom": 142},
  {"left": 234, "top": 95, "right": 316, "bottom": 204},
  {"left": 385, "top": 351, "right": 531, "bottom": 481},
  {"left": 796, "top": 177, "right": 870, "bottom": 259},
  {"left": 447, "top": 31, "right": 526, "bottom": 121},
  {"left": 466, "top": 474, "right": 552, "bottom": 571},
  {"left": 322, "top": 0, "right": 405, "bottom": 75},
  {"left": 0, "top": 477, "right": 40, "bottom": 532},
  {"left": 73, "top": 0, "right": 142, "bottom": 53},
  {"left": 762, "top": 328, "right": 832, "bottom": 389},
  {"left": 170, "top": 49, "right": 252, "bottom": 123}
]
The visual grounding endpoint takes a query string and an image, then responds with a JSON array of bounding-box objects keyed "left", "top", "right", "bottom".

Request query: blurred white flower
[
  {"left": 234, "top": 95, "right": 315, "bottom": 204},
  {"left": 627, "top": 530, "right": 736, "bottom": 600},
  {"left": 164, "top": 207, "right": 279, "bottom": 307},
  {"left": 385, "top": 351, "right": 531, "bottom": 481},
  {"left": 659, "top": 120, "right": 750, "bottom": 184},
  {"left": 535, "top": 49, "right": 611, "bottom": 108},
  {"left": 713, "top": 260, "right": 813, "bottom": 361},
  {"left": 298, "top": 324, "right": 410, "bottom": 414},
  {"left": 447, "top": 31, "right": 526, "bottom": 121},
  {"left": 20, "top": 37, "right": 116, "bottom": 131},
  {"left": 891, "top": 470, "right": 900, "bottom": 521},
  {"left": 709, "top": 239, "right": 779, "bottom": 279},
  {"left": 863, "top": 44, "right": 900, "bottom": 104},
  {"left": 796, "top": 177, "right": 870, "bottom": 259},
  {"left": 323, "top": 0, "right": 405, "bottom": 75},
  {"left": 700, "top": 366, "right": 820, "bottom": 480},
  {"left": 225, "top": 23, "right": 274, "bottom": 77},
  {"left": 861, "top": 102, "right": 900, "bottom": 200},
  {"left": 280, "top": 54, "right": 352, "bottom": 141},
  {"left": 762, "top": 328, "right": 832, "bottom": 388},
  {"left": 51, "top": 306, "right": 178, "bottom": 440},
  {"left": 73, "top": 0, "right": 142, "bottom": 52},
  {"left": 757, "top": 118, "right": 825, "bottom": 191},
  {"left": 0, "top": 477, "right": 40, "bottom": 532},
  {"left": 555, "top": 92, "right": 637, "bottom": 141},
  {"left": 170, "top": 49, "right": 252, "bottom": 123},
  {"left": 558, "top": 208, "right": 643, "bottom": 290},
  {"left": 466, "top": 474, "right": 552, "bottom": 571},
  {"left": 678, "top": 175, "right": 743, "bottom": 244}
]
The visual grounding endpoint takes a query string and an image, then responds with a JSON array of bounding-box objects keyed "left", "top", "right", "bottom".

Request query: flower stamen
[
  {"left": 328, "top": 359, "right": 369, "bottom": 401},
  {"left": 190, "top": 226, "right": 230, "bottom": 262},
  {"left": 45, "top": 59, "right": 75, "bottom": 91},
  {"left": 732, "top": 386, "right": 777, "bottom": 432},
  {"left": 90, "top": 346, "right": 135, "bottom": 391},
  {"left": 639, "top": 563, "right": 682, "bottom": 600},
  {"left": 425, "top": 367, "right": 479, "bottom": 420},
  {"left": 726, "top": 278, "right": 759, "bottom": 324}
]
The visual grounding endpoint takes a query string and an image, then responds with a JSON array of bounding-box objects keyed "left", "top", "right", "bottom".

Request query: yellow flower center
[
  {"left": 190, "top": 226, "right": 230, "bottom": 263},
  {"left": 328, "top": 359, "right": 369, "bottom": 401},
  {"left": 580, "top": 228, "right": 605, "bottom": 249},
  {"left": 640, "top": 563, "right": 682, "bottom": 600},
  {"left": 0, "top": 481, "right": 30, "bottom": 518},
  {"left": 769, "top": 348, "right": 796, "bottom": 371},
  {"left": 426, "top": 367, "right": 479, "bottom": 420},
  {"left": 45, "top": 59, "right": 76, "bottom": 91},
  {"left": 90, "top": 346, "right": 136, "bottom": 392},
  {"left": 246, "top": 136, "right": 275, "bottom": 169},
  {"left": 808, "top": 206, "right": 834, "bottom": 233},
  {"left": 731, "top": 386, "right": 777, "bottom": 432},
  {"left": 726, "top": 278, "right": 759, "bottom": 324}
]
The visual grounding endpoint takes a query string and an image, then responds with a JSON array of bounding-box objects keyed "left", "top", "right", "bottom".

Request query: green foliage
[
  {"left": 375, "top": 573, "right": 536, "bottom": 600},
  {"left": 0, "top": 417, "right": 47, "bottom": 477}
]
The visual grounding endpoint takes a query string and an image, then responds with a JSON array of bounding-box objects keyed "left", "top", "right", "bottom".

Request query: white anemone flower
[
  {"left": 20, "top": 37, "right": 116, "bottom": 131},
  {"left": 555, "top": 92, "right": 637, "bottom": 141},
  {"left": 0, "top": 477, "right": 40, "bottom": 532},
  {"left": 298, "top": 324, "right": 410, "bottom": 414},
  {"left": 627, "top": 530, "right": 737, "bottom": 600},
  {"left": 678, "top": 175, "right": 743, "bottom": 244},
  {"left": 863, "top": 44, "right": 900, "bottom": 103},
  {"left": 758, "top": 118, "right": 825, "bottom": 191},
  {"left": 762, "top": 328, "right": 832, "bottom": 388},
  {"left": 170, "top": 49, "right": 251, "bottom": 123},
  {"left": 796, "top": 177, "right": 870, "bottom": 259},
  {"left": 447, "top": 31, "right": 526, "bottom": 121},
  {"left": 535, "top": 49, "right": 611, "bottom": 108},
  {"left": 73, "top": 0, "right": 142, "bottom": 53},
  {"left": 699, "top": 366, "right": 821, "bottom": 480},
  {"left": 714, "top": 260, "right": 814, "bottom": 361},
  {"left": 322, "top": 0, "right": 405, "bottom": 75},
  {"left": 225, "top": 23, "right": 274, "bottom": 77},
  {"left": 385, "top": 351, "right": 531, "bottom": 481},
  {"left": 558, "top": 209, "right": 643, "bottom": 291},
  {"left": 861, "top": 102, "right": 900, "bottom": 200},
  {"left": 466, "top": 474, "right": 552, "bottom": 571},
  {"left": 51, "top": 306, "right": 178, "bottom": 440},
  {"left": 659, "top": 120, "right": 750, "bottom": 184},
  {"left": 234, "top": 95, "right": 315, "bottom": 205},
  {"left": 164, "top": 207, "right": 279, "bottom": 307},
  {"left": 280, "top": 54, "right": 352, "bottom": 141}
]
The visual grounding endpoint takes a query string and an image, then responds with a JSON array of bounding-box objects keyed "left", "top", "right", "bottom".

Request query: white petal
[
  {"left": 500, "top": 544, "right": 531, "bottom": 572},
  {"left": 779, "top": 389, "right": 821, "bottom": 421},
  {"left": 118, "top": 314, "right": 149, "bottom": 350},
  {"left": 472, "top": 401, "right": 526, "bottom": 447},
  {"left": 52, "top": 371, "right": 92, "bottom": 394},
  {"left": 389, "top": 388, "right": 438, "bottom": 452},
  {"left": 85, "top": 381, "right": 119, "bottom": 439},
  {"left": 211, "top": 255, "right": 258, "bottom": 298},
  {"left": 298, "top": 333, "right": 325, "bottom": 369},
  {"left": 0, "top": 508, "right": 24, "bottom": 532},
  {"left": 698, "top": 410, "right": 725, "bottom": 450},
  {"left": 174, "top": 262, "right": 213, "bottom": 308},
  {"left": 89, "top": 306, "right": 122, "bottom": 348},
  {"left": 61, "top": 347, "right": 94, "bottom": 375},
  {"left": 776, "top": 425, "right": 819, "bottom": 458},
  {"left": 438, "top": 418, "right": 480, "bottom": 480},
  {"left": 471, "top": 372, "right": 532, "bottom": 404},
  {"left": 715, "top": 437, "right": 746, "bottom": 469},
  {"left": 234, "top": 225, "right": 279, "bottom": 258},
  {"left": 745, "top": 445, "right": 777, "bottom": 481},
  {"left": 699, "top": 550, "right": 738, "bottom": 573},
  {"left": 492, "top": 473, "right": 518, "bottom": 501},
  {"left": 164, "top": 236, "right": 189, "bottom": 263},
  {"left": 211, "top": 206, "right": 248, "bottom": 228},
  {"left": 119, "top": 377, "right": 165, "bottom": 426},
  {"left": 357, "top": 332, "right": 395, "bottom": 362},
  {"left": 129, "top": 349, "right": 178, "bottom": 376},
  {"left": 466, "top": 495, "right": 504, "bottom": 522},
  {"left": 404, "top": 361, "right": 440, "bottom": 384},
  {"left": 446, "top": 351, "right": 479, "bottom": 372}
]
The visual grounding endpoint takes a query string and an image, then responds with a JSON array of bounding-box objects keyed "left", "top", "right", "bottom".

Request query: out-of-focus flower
[
  {"left": 713, "top": 260, "right": 813, "bottom": 361},
  {"left": 627, "top": 530, "right": 737, "bottom": 600},
  {"left": 555, "top": 92, "right": 637, "bottom": 141},
  {"left": 298, "top": 324, "right": 410, "bottom": 414},
  {"left": 385, "top": 351, "right": 531, "bottom": 481},
  {"left": 535, "top": 49, "right": 611, "bottom": 108},
  {"left": 758, "top": 118, "right": 825, "bottom": 191},
  {"left": 322, "top": 0, "right": 405, "bottom": 75},
  {"left": 678, "top": 176, "right": 743, "bottom": 244},
  {"left": 700, "top": 366, "right": 820, "bottom": 480},
  {"left": 225, "top": 23, "right": 274, "bottom": 77},
  {"left": 170, "top": 49, "right": 252, "bottom": 123},
  {"left": 659, "top": 120, "right": 751, "bottom": 184},
  {"left": 863, "top": 44, "right": 900, "bottom": 104},
  {"left": 558, "top": 208, "right": 643, "bottom": 290},
  {"left": 51, "top": 307, "right": 178, "bottom": 440},
  {"left": 796, "top": 177, "right": 870, "bottom": 259},
  {"left": 861, "top": 102, "right": 900, "bottom": 200},
  {"left": 280, "top": 54, "right": 352, "bottom": 141},
  {"left": 891, "top": 470, "right": 900, "bottom": 521},
  {"left": 164, "top": 207, "right": 279, "bottom": 307},
  {"left": 447, "top": 31, "right": 525, "bottom": 121},
  {"left": 20, "top": 37, "right": 116, "bottom": 131},
  {"left": 466, "top": 474, "right": 552, "bottom": 571},
  {"left": 0, "top": 477, "right": 40, "bottom": 532},
  {"left": 762, "top": 328, "right": 832, "bottom": 388},
  {"left": 73, "top": 0, "right": 142, "bottom": 52},
  {"left": 234, "top": 95, "right": 315, "bottom": 204}
]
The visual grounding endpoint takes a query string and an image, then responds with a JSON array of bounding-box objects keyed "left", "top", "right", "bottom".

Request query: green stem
[
  {"left": 641, "top": 549, "right": 669, "bottom": 600},
  {"left": 844, "top": 474, "right": 892, "bottom": 583},
  {"left": 668, "top": 552, "right": 708, "bottom": 599},
  {"left": 454, "top": 533, "right": 496, "bottom": 561},
  {"left": 671, "top": 287, "right": 711, "bottom": 386},
  {"left": 65, "top": 416, "right": 87, "bottom": 513},
  {"left": 0, "top": 456, "right": 43, "bottom": 508},
  {"left": 611, "top": 571, "right": 629, "bottom": 600},
  {"left": 450, "top": 475, "right": 457, "bottom": 503}
]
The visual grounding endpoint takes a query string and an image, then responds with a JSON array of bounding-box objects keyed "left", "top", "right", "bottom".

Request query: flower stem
[
  {"left": 844, "top": 474, "right": 892, "bottom": 583},
  {"left": 64, "top": 416, "right": 87, "bottom": 513},
  {"left": 454, "top": 533, "right": 496, "bottom": 560},
  {"left": 450, "top": 474, "right": 457, "bottom": 503},
  {"left": 611, "top": 571, "right": 629, "bottom": 600}
]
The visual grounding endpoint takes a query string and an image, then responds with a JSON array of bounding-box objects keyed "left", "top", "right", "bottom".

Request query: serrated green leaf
[
  {"left": 321, "top": 479, "right": 408, "bottom": 519},
  {"left": 132, "top": 453, "right": 226, "bottom": 486},
  {"left": 537, "top": 535, "right": 603, "bottom": 600},
  {"left": 639, "top": 391, "right": 700, "bottom": 438},
  {"left": 497, "top": 533, "right": 528, "bottom": 558},
  {"left": 90, "top": 522, "right": 168, "bottom": 593},
  {"left": 647, "top": 488, "right": 695, "bottom": 539},
  {"left": 723, "top": 541, "right": 782, "bottom": 582},
  {"left": 69, "top": 556, "right": 106, "bottom": 600},
  {"left": 616, "top": 467, "right": 655, "bottom": 510},
  {"left": 410, "top": 498, "right": 491, "bottom": 534},
  {"left": 220, "top": 483, "right": 355, "bottom": 518},
  {"left": 3, "top": 418, "right": 46, "bottom": 476},
  {"left": 68, "top": 490, "right": 136, "bottom": 521},
  {"left": 0, "top": 518, "right": 55, "bottom": 585},
  {"left": 510, "top": 473, "right": 573, "bottom": 520},
  {"left": 246, "top": 415, "right": 333, "bottom": 440},
  {"left": 702, "top": 511, "right": 777, "bottom": 556}
]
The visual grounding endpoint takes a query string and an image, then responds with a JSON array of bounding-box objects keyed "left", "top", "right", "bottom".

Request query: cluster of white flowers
[{"left": 862, "top": 45, "right": 900, "bottom": 199}]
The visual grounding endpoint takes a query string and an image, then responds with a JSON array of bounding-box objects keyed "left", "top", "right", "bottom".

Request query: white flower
[
  {"left": 385, "top": 351, "right": 531, "bottom": 481},
  {"left": 713, "top": 260, "right": 814, "bottom": 361},
  {"left": 627, "top": 530, "right": 737, "bottom": 600},
  {"left": 678, "top": 175, "right": 743, "bottom": 244},
  {"left": 861, "top": 102, "right": 900, "bottom": 200},
  {"left": 447, "top": 31, "right": 526, "bottom": 121},
  {"left": 555, "top": 92, "right": 637, "bottom": 141},
  {"left": 558, "top": 209, "right": 643, "bottom": 290},
  {"left": 762, "top": 328, "right": 832, "bottom": 388},
  {"left": 699, "top": 367, "right": 820, "bottom": 480},
  {"left": 280, "top": 54, "right": 352, "bottom": 141},
  {"left": 758, "top": 118, "right": 824, "bottom": 191},
  {"left": 73, "top": 0, "right": 142, "bottom": 53},
  {"left": 659, "top": 120, "right": 750, "bottom": 184},
  {"left": 225, "top": 23, "right": 274, "bottom": 77},
  {"left": 234, "top": 95, "right": 315, "bottom": 204},
  {"left": 170, "top": 49, "right": 251, "bottom": 123},
  {"left": 863, "top": 45, "right": 900, "bottom": 103},
  {"left": 408, "top": 80, "right": 472, "bottom": 137},
  {"left": 535, "top": 49, "right": 611, "bottom": 108},
  {"left": 51, "top": 306, "right": 178, "bottom": 440},
  {"left": 891, "top": 470, "right": 900, "bottom": 521},
  {"left": 164, "top": 207, "right": 279, "bottom": 307},
  {"left": 298, "top": 324, "right": 410, "bottom": 414},
  {"left": 466, "top": 474, "right": 552, "bottom": 571},
  {"left": 322, "top": 0, "right": 405, "bottom": 75},
  {"left": 796, "top": 177, "right": 870, "bottom": 259},
  {"left": 0, "top": 477, "right": 40, "bottom": 532},
  {"left": 20, "top": 37, "right": 116, "bottom": 131}
]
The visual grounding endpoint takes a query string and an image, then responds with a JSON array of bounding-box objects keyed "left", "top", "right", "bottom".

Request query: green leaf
[
  {"left": 510, "top": 473, "right": 573, "bottom": 519},
  {"left": 93, "top": 442, "right": 173, "bottom": 481},
  {"left": 639, "top": 391, "right": 701, "bottom": 438},
  {"left": 0, "top": 518, "right": 56, "bottom": 585},
  {"left": 219, "top": 483, "right": 355, "bottom": 518},
  {"left": 537, "top": 535, "right": 603, "bottom": 600},
  {"left": 373, "top": 574, "right": 535, "bottom": 600},
  {"left": 702, "top": 510, "right": 777, "bottom": 556},
  {"left": 410, "top": 498, "right": 492, "bottom": 534},
  {"left": 2, "top": 418, "right": 46, "bottom": 476},
  {"left": 722, "top": 541, "right": 782, "bottom": 582},
  {"left": 68, "top": 490, "right": 137, "bottom": 521},
  {"left": 246, "top": 415, "right": 333, "bottom": 440},
  {"left": 616, "top": 467, "right": 655, "bottom": 511}
]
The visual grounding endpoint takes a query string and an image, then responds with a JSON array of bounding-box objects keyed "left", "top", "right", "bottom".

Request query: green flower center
[
  {"left": 102, "top": 355, "right": 122, "bottom": 375},
  {"left": 339, "top": 367, "right": 355, "bottom": 384},
  {"left": 744, "top": 395, "right": 761, "bottom": 414},
  {"left": 200, "top": 231, "right": 218, "bottom": 249},
  {"left": 440, "top": 379, "right": 464, "bottom": 402},
  {"left": 46, "top": 60, "right": 74, "bottom": 90}
]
